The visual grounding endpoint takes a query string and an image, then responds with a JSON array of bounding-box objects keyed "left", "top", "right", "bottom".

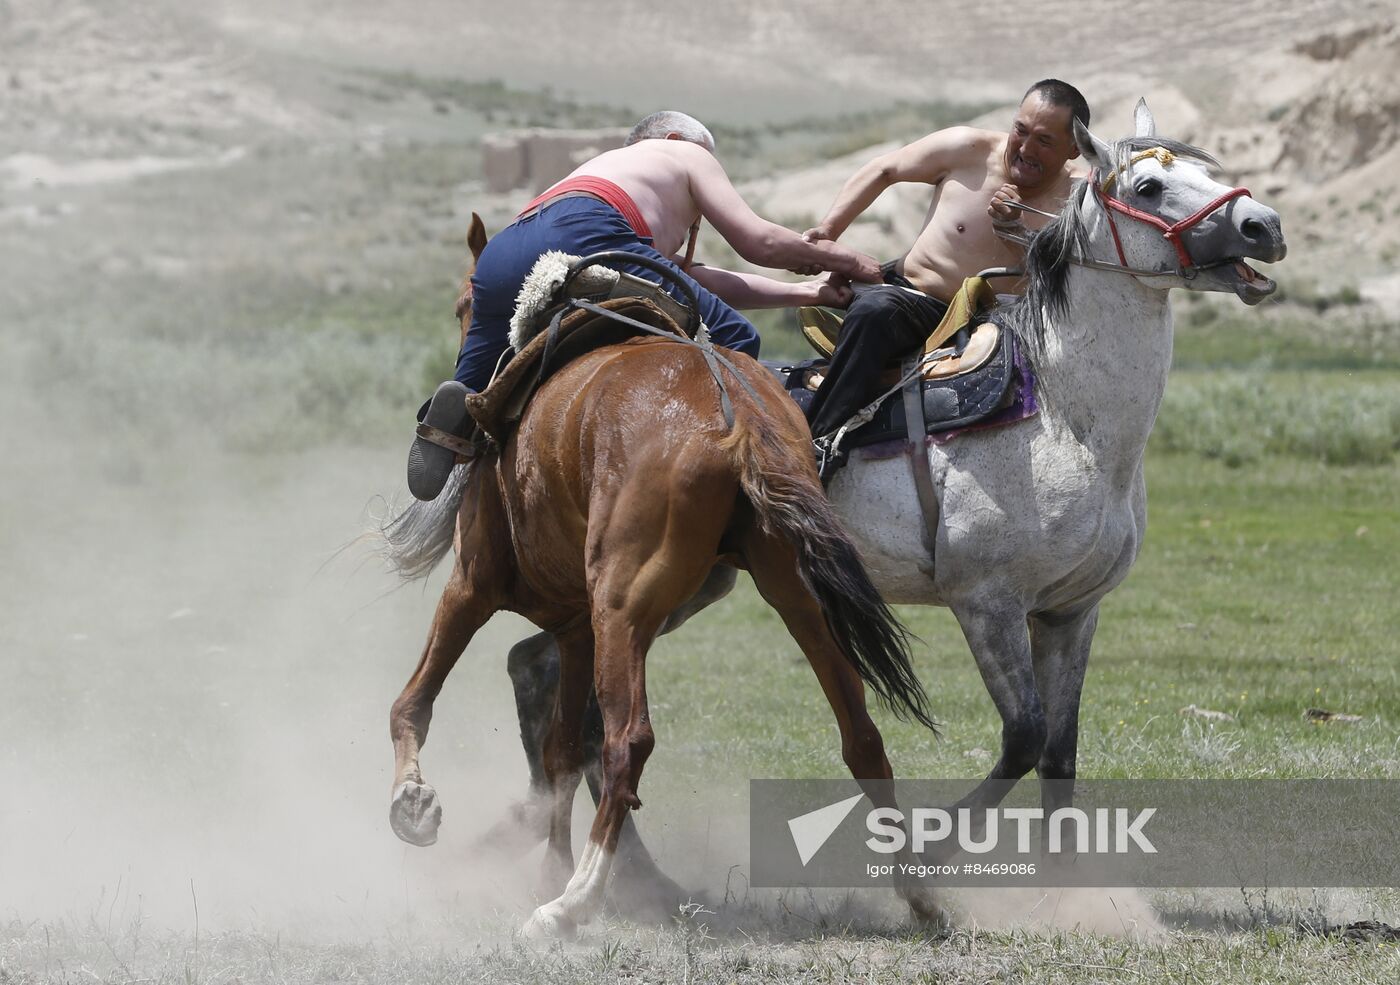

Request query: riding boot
[{"left": 407, "top": 380, "right": 471, "bottom": 501}]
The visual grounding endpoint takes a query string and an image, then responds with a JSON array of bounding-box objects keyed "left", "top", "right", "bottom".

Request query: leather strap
[
  {"left": 415, "top": 422, "right": 478, "bottom": 458},
  {"left": 901, "top": 355, "right": 940, "bottom": 571},
  {"left": 513, "top": 190, "right": 604, "bottom": 224},
  {"left": 570, "top": 298, "right": 768, "bottom": 429}
]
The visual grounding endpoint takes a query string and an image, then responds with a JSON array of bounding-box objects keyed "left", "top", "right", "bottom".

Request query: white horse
[
  {"left": 830, "top": 100, "right": 1284, "bottom": 818},
  {"left": 380, "top": 101, "right": 1286, "bottom": 922}
]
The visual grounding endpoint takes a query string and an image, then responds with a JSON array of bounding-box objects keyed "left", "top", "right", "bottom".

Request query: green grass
[
  {"left": 5, "top": 893, "right": 1400, "bottom": 985},
  {"left": 643, "top": 454, "right": 1400, "bottom": 787}
]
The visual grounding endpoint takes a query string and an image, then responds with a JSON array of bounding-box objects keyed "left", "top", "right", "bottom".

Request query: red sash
[{"left": 517, "top": 176, "right": 654, "bottom": 240}]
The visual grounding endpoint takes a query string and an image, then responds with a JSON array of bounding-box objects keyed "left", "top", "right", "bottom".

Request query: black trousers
[{"left": 806, "top": 264, "right": 949, "bottom": 437}]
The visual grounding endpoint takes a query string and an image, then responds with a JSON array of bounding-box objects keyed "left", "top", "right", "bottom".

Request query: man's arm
[
  {"left": 687, "top": 264, "right": 852, "bottom": 310},
  {"left": 806, "top": 126, "right": 988, "bottom": 242},
  {"left": 676, "top": 143, "right": 881, "bottom": 282}
]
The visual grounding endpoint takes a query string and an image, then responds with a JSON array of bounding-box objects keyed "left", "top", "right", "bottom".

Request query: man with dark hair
[
  {"left": 801, "top": 80, "right": 1090, "bottom": 438},
  {"left": 1024, "top": 79, "right": 1090, "bottom": 131},
  {"left": 406, "top": 111, "right": 880, "bottom": 500}
]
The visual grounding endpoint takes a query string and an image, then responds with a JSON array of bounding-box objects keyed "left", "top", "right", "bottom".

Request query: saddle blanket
[{"left": 768, "top": 315, "right": 1039, "bottom": 454}]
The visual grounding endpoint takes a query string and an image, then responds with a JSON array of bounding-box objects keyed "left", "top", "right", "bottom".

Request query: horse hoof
[
  {"left": 390, "top": 780, "right": 442, "bottom": 846},
  {"left": 521, "top": 900, "right": 577, "bottom": 940},
  {"left": 906, "top": 890, "right": 949, "bottom": 929}
]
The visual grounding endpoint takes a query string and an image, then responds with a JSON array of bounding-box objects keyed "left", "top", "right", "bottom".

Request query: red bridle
[{"left": 1090, "top": 159, "right": 1250, "bottom": 277}]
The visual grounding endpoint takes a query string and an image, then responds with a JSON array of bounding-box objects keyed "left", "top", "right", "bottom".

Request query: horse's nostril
[{"left": 1241, "top": 218, "right": 1264, "bottom": 241}]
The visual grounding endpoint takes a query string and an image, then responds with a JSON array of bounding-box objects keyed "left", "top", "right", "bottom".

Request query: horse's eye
[{"left": 1135, "top": 178, "right": 1162, "bottom": 198}]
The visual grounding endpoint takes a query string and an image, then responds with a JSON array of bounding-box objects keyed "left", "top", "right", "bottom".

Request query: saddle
[
  {"left": 771, "top": 273, "right": 1037, "bottom": 562},
  {"left": 779, "top": 275, "right": 1029, "bottom": 453},
  {"left": 796, "top": 274, "right": 998, "bottom": 379},
  {"left": 464, "top": 251, "right": 739, "bottom": 446},
  {"left": 771, "top": 318, "right": 1027, "bottom": 457}
]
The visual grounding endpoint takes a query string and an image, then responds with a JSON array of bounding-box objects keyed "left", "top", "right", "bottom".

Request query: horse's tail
[
  {"left": 375, "top": 463, "right": 469, "bottom": 580},
  {"left": 723, "top": 393, "right": 937, "bottom": 733}
]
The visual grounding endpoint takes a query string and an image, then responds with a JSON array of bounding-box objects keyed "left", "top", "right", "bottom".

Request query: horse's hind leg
[
  {"left": 524, "top": 501, "right": 724, "bottom": 937},
  {"left": 487, "top": 565, "right": 737, "bottom": 891},
  {"left": 742, "top": 530, "right": 941, "bottom": 924},
  {"left": 388, "top": 563, "right": 496, "bottom": 846},
  {"left": 950, "top": 601, "right": 1045, "bottom": 807}
]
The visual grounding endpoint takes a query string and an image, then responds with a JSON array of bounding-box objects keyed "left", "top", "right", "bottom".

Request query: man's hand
[
  {"left": 987, "top": 183, "right": 1023, "bottom": 223},
  {"left": 788, "top": 226, "right": 835, "bottom": 275},
  {"left": 809, "top": 272, "right": 853, "bottom": 309},
  {"left": 844, "top": 251, "right": 882, "bottom": 283}
]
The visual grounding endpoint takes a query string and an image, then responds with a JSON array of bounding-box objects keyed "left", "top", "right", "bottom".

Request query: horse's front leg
[
  {"left": 464, "top": 631, "right": 562, "bottom": 859},
  {"left": 486, "top": 567, "right": 736, "bottom": 889},
  {"left": 389, "top": 564, "right": 496, "bottom": 846},
  {"left": 948, "top": 600, "right": 1046, "bottom": 810},
  {"left": 1029, "top": 604, "right": 1099, "bottom": 840},
  {"left": 535, "top": 624, "right": 597, "bottom": 901}
]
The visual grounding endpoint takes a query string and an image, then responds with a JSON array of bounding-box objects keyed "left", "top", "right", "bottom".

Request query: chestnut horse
[{"left": 382, "top": 246, "right": 939, "bottom": 937}]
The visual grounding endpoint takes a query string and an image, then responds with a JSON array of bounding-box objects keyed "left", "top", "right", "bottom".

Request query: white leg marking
[{"left": 522, "top": 841, "right": 614, "bottom": 938}]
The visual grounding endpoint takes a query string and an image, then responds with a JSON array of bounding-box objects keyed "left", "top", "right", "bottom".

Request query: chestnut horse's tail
[
  {"left": 376, "top": 463, "right": 470, "bottom": 580},
  {"left": 724, "top": 407, "right": 937, "bottom": 733}
]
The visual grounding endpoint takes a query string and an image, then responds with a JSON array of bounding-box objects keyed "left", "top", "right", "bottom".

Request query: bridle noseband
[{"left": 1090, "top": 147, "right": 1250, "bottom": 279}]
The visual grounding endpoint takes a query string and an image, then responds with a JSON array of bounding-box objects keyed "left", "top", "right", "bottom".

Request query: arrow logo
[{"left": 787, "top": 793, "right": 865, "bottom": 866}]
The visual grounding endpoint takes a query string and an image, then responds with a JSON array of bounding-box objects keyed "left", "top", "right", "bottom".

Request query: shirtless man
[
  {"left": 407, "top": 110, "right": 881, "bottom": 500},
  {"left": 802, "top": 80, "right": 1091, "bottom": 438}
]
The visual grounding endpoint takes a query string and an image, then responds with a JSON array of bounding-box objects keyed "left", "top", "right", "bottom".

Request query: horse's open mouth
[{"left": 1226, "top": 258, "right": 1276, "bottom": 305}]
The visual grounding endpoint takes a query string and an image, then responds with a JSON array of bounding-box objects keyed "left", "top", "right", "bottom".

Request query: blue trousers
[{"left": 454, "top": 197, "right": 760, "bottom": 392}]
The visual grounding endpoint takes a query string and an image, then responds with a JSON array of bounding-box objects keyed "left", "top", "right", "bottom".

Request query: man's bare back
[{"left": 549, "top": 139, "right": 880, "bottom": 281}]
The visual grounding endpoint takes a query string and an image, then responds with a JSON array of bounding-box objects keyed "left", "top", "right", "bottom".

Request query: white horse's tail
[{"left": 375, "top": 464, "right": 469, "bottom": 580}]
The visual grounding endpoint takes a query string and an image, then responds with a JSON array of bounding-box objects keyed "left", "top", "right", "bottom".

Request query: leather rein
[{"left": 1007, "top": 147, "right": 1251, "bottom": 281}]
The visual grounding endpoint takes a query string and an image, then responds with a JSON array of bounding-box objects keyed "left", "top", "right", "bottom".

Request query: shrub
[{"left": 1155, "top": 373, "right": 1400, "bottom": 467}]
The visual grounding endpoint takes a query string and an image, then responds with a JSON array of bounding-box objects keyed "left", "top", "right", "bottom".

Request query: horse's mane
[{"left": 999, "top": 136, "right": 1220, "bottom": 363}]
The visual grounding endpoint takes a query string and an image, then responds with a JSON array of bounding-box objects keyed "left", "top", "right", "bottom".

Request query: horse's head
[{"left": 1073, "top": 99, "right": 1286, "bottom": 305}]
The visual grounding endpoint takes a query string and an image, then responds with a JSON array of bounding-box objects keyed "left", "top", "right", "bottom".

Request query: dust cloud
[
  {"left": 0, "top": 384, "right": 543, "bottom": 937},
  {"left": 0, "top": 360, "right": 751, "bottom": 942}
]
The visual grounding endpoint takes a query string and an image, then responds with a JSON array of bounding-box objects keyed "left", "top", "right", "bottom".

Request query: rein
[
  {"left": 1093, "top": 147, "right": 1250, "bottom": 278},
  {"left": 1004, "top": 146, "right": 1251, "bottom": 281}
]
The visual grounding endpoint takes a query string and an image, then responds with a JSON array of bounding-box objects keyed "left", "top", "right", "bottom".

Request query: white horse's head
[{"left": 1072, "top": 99, "right": 1286, "bottom": 305}]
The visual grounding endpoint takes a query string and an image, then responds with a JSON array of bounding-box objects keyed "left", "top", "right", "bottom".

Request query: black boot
[
  {"left": 407, "top": 381, "right": 470, "bottom": 501},
  {"left": 806, "top": 285, "right": 940, "bottom": 438}
]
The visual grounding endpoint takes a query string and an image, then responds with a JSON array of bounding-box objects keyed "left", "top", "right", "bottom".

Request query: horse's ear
[
  {"left": 467, "top": 212, "right": 488, "bottom": 261},
  {"left": 1073, "top": 118, "right": 1111, "bottom": 171},
  {"left": 1133, "top": 98, "right": 1156, "bottom": 138}
]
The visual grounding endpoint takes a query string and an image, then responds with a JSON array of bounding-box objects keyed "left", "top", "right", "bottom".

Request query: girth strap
[{"left": 900, "top": 355, "right": 940, "bottom": 574}]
